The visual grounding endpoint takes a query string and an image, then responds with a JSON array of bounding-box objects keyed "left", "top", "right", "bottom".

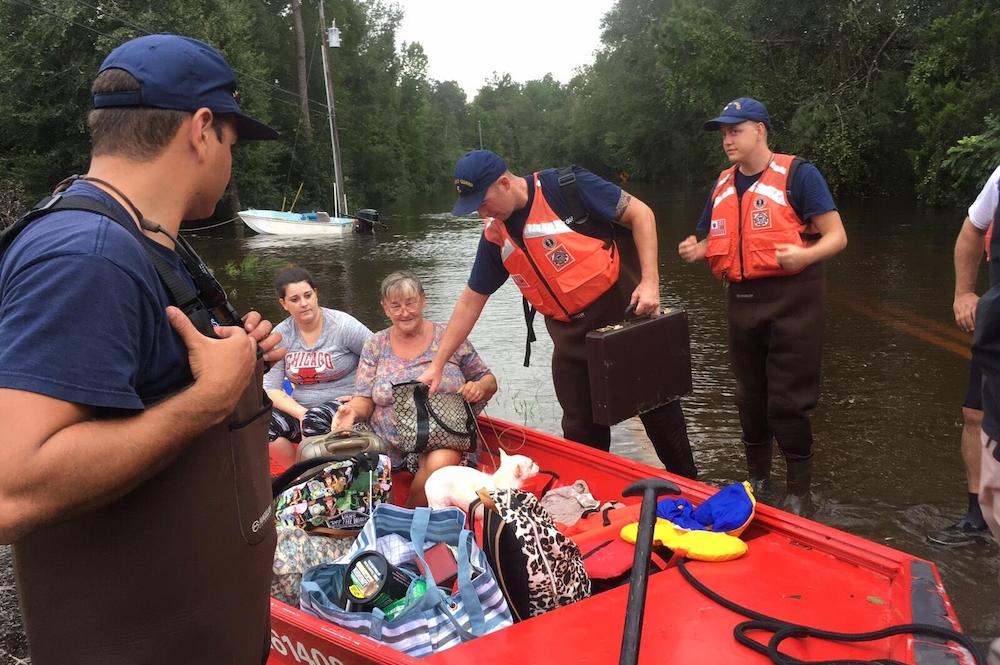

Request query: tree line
[{"left": 0, "top": 0, "right": 997, "bottom": 228}]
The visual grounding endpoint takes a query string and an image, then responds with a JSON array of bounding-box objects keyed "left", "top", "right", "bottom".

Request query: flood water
[{"left": 2, "top": 185, "right": 997, "bottom": 661}]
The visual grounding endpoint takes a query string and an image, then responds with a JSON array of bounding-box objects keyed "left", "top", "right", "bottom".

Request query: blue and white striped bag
[{"left": 300, "top": 504, "right": 513, "bottom": 656}]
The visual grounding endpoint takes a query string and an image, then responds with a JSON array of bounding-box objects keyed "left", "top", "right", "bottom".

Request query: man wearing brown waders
[
  {"left": 418, "top": 150, "right": 697, "bottom": 479},
  {"left": 678, "top": 98, "right": 847, "bottom": 515},
  {"left": 0, "top": 35, "right": 284, "bottom": 664}
]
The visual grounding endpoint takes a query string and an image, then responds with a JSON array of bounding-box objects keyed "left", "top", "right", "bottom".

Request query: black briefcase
[{"left": 585, "top": 308, "right": 692, "bottom": 426}]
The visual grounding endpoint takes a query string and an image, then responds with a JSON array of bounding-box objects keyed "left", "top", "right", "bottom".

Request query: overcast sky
[{"left": 395, "top": 0, "right": 617, "bottom": 100}]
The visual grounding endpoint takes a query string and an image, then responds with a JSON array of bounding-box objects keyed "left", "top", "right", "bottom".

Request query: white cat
[{"left": 425, "top": 449, "right": 540, "bottom": 511}]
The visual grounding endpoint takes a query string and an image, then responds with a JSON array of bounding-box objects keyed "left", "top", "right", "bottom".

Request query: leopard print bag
[{"left": 472, "top": 488, "right": 591, "bottom": 621}]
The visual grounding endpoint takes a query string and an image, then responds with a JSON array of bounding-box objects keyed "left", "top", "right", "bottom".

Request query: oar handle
[{"left": 619, "top": 478, "right": 681, "bottom": 665}]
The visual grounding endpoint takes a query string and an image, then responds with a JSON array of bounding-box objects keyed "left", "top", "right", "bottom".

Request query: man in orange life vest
[
  {"left": 678, "top": 98, "right": 847, "bottom": 514},
  {"left": 417, "top": 150, "right": 698, "bottom": 478}
]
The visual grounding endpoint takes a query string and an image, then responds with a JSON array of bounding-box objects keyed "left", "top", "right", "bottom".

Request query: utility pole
[
  {"left": 291, "top": 0, "right": 311, "bottom": 136},
  {"left": 478, "top": 120, "right": 484, "bottom": 150},
  {"left": 317, "top": 0, "right": 348, "bottom": 217}
]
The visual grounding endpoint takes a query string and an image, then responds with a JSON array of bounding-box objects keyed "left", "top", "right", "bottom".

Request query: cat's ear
[
  {"left": 500, "top": 448, "right": 509, "bottom": 463},
  {"left": 513, "top": 462, "right": 523, "bottom": 479}
]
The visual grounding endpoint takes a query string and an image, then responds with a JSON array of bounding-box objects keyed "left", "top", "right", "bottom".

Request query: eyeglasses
[{"left": 385, "top": 299, "right": 420, "bottom": 314}]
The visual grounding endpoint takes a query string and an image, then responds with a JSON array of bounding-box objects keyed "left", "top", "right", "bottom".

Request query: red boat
[{"left": 266, "top": 416, "right": 975, "bottom": 665}]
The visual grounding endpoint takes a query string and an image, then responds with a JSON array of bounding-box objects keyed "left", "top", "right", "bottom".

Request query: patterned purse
[{"left": 391, "top": 381, "right": 479, "bottom": 454}]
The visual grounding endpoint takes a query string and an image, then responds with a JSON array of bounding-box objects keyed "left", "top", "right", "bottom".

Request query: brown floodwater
[{"left": 2, "top": 185, "right": 997, "bottom": 661}]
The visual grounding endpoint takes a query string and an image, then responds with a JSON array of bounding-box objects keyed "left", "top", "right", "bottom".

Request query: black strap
[
  {"left": 557, "top": 166, "right": 590, "bottom": 225},
  {"left": 677, "top": 558, "right": 986, "bottom": 665},
  {"left": 522, "top": 297, "right": 537, "bottom": 367},
  {"left": 785, "top": 157, "right": 803, "bottom": 220},
  {"left": 537, "top": 469, "right": 559, "bottom": 496},
  {"left": 1, "top": 193, "right": 216, "bottom": 336},
  {"left": 271, "top": 452, "right": 381, "bottom": 498}
]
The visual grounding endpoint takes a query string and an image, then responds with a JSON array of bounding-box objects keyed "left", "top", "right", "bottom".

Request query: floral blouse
[{"left": 355, "top": 322, "right": 491, "bottom": 469}]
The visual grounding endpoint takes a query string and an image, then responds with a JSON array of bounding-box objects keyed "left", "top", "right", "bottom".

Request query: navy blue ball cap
[
  {"left": 703, "top": 97, "right": 770, "bottom": 131},
  {"left": 94, "top": 34, "right": 279, "bottom": 141},
  {"left": 452, "top": 150, "right": 507, "bottom": 216}
]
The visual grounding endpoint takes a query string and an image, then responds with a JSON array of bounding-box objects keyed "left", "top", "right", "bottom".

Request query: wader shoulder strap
[
  {"left": 522, "top": 296, "right": 537, "bottom": 367},
  {"left": 557, "top": 166, "right": 590, "bottom": 225},
  {"left": 1, "top": 194, "right": 214, "bottom": 336},
  {"left": 786, "top": 157, "right": 804, "bottom": 220}
]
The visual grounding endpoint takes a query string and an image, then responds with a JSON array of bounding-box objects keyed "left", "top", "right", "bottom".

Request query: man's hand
[
  {"left": 417, "top": 363, "right": 444, "bottom": 395},
  {"left": 629, "top": 279, "right": 660, "bottom": 317},
  {"left": 167, "top": 306, "right": 256, "bottom": 422},
  {"left": 241, "top": 310, "right": 285, "bottom": 364},
  {"left": 954, "top": 292, "right": 979, "bottom": 333},
  {"left": 678, "top": 235, "right": 707, "bottom": 263},
  {"left": 774, "top": 243, "right": 812, "bottom": 273}
]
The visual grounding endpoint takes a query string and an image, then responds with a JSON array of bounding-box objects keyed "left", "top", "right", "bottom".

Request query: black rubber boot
[
  {"left": 744, "top": 440, "right": 773, "bottom": 499},
  {"left": 779, "top": 458, "right": 812, "bottom": 516},
  {"left": 927, "top": 494, "right": 992, "bottom": 547}
]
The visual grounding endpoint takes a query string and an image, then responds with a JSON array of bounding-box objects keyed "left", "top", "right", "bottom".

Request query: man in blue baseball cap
[
  {"left": 678, "top": 97, "right": 847, "bottom": 515},
  {"left": 417, "top": 149, "right": 698, "bottom": 480},
  {"left": 0, "top": 34, "right": 283, "bottom": 664}
]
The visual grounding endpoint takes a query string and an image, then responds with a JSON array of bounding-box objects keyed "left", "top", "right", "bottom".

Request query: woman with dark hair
[
  {"left": 333, "top": 270, "right": 497, "bottom": 506},
  {"left": 264, "top": 266, "right": 373, "bottom": 459}
]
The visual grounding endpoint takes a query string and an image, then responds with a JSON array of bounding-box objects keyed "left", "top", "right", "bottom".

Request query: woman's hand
[
  {"left": 460, "top": 374, "right": 497, "bottom": 403},
  {"left": 330, "top": 403, "right": 356, "bottom": 431},
  {"left": 459, "top": 380, "right": 484, "bottom": 403}
]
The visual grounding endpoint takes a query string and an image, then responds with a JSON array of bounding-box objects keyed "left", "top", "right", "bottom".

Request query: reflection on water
[{"left": 187, "top": 188, "right": 998, "bottom": 646}]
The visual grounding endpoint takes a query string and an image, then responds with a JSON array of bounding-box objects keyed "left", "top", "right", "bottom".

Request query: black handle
[{"left": 619, "top": 478, "right": 681, "bottom": 665}]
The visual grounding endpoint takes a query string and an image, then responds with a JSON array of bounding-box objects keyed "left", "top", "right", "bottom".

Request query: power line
[
  {"left": 68, "top": 0, "right": 332, "bottom": 114},
  {"left": 9, "top": 0, "right": 334, "bottom": 122}
]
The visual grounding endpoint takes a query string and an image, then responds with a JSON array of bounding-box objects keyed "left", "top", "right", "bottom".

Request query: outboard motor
[{"left": 353, "top": 208, "right": 380, "bottom": 235}]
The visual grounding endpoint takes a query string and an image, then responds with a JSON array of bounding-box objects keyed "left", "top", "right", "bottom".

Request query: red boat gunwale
[{"left": 266, "top": 415, "right": 970, "bottom": 665}]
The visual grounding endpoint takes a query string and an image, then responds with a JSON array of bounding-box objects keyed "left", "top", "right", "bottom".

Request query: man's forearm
[
  {"left": 955, "top": 217, "right": 986, "bottom": 295},
  {"left": 621, "top": 198, "right": 659, "bottom": 283},
  {"left": 431, "top": 287, "right": 489, "bottom": 369},
  {"left": 0, "top": 384, "right": 227, "bottom": 542}
]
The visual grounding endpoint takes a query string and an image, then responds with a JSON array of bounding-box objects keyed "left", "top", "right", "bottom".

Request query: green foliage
[
  {"left": 907, "top": 0, "right": 1000, "bottom": 204},
  {"left": 0, "top": 0, "right": 996, "bottom": 209}
]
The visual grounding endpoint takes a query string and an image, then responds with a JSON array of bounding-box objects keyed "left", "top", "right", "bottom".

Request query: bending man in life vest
[
  {"left": 418, "top": 150, "right": 697, "bottom": 479},
  {"left": 678, "top": 97, "right": 847, "bottom": 514}
]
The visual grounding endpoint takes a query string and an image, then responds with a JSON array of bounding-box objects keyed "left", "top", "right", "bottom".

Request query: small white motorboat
[{"left": 238, "top": 209, "right": 380, "bottom": 236}]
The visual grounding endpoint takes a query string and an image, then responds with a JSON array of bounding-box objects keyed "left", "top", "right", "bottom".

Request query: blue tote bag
[{"left": 300, "top": 504, "right": 513, "bottom": 656}]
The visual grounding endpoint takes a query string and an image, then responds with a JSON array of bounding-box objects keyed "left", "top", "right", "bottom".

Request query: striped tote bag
[{"left": 300, "top": 504, "right": 513, "bottom": 656}]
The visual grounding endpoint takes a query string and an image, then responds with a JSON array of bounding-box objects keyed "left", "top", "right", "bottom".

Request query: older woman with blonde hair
[{"left": 333, "top": 271, "right": 497, "bottom": 506}]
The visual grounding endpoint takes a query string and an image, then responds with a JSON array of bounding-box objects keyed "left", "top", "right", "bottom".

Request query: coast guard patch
[
  {"left": 751, "top": 211, "right": 771, "bottom": 229},
  {"left": 710, "top": 219, "right": 726, "bottom": 237},
  {"left": 512, "top": 274, "right": 529, "bottom": 288},
  {"left": 546, "top": 245, "right": 574, "bottom": 271}
]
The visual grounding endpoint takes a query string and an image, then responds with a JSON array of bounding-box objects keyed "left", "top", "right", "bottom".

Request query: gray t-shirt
[{"left": 263, "top": 307, "right": 373, "bottom": 408}]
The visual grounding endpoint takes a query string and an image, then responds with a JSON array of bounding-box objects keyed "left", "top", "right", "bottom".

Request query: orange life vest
[
  {"left": 986, "top": 222, "right": 994, "bottom": 261},
  {"left": 483, "top": 173, "right": 620, "bottom": 321},
  {"left": 704, "top": 153, "right": 806, "bottom": 282}
]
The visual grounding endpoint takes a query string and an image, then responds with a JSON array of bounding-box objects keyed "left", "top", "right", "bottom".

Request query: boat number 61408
[{"left": 271, "top": 630, "right": 345, "bottom": 665}]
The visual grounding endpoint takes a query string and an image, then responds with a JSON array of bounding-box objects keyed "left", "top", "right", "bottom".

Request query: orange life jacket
[
  {"left": 986, "top": 222, "right": 994, "bottom": 262},
  {"left": 483, "top": 173, "right": 620, "bottom": 321},
  {"left": 704, "top": 153, "right": 806, "bottom": 282}
]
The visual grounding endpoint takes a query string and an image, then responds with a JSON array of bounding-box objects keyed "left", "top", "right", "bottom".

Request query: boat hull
[
  {"left": 240, "top": 209, "right": 355, "bottom": 236},
  {"left": 266, "top": 416, "right": 971, "bottom": 665}
]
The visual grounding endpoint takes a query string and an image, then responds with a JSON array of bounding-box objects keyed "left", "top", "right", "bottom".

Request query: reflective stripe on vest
[
  {"left": 483, "top": 173, "right": 620, "bottom": 321},
  {"left": 705, "top": 153, "right": 805, "bottom": 282}
]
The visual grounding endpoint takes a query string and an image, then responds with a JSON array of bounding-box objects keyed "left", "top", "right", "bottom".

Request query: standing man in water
[
  {"left": 418, "top": 150, "right": 697, "bottom": 479},
  {"left": 0, "top": 35, "right": 283, "bottom": 664},
  {"left": 678, "top": 98, "right": 847, "bottom": 514},
  {"left": 969, "top": 165, "right": 1000, "bottom": 665},
  {"left": 928, "top": 164, "right": 999, "bottom": 546}
]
